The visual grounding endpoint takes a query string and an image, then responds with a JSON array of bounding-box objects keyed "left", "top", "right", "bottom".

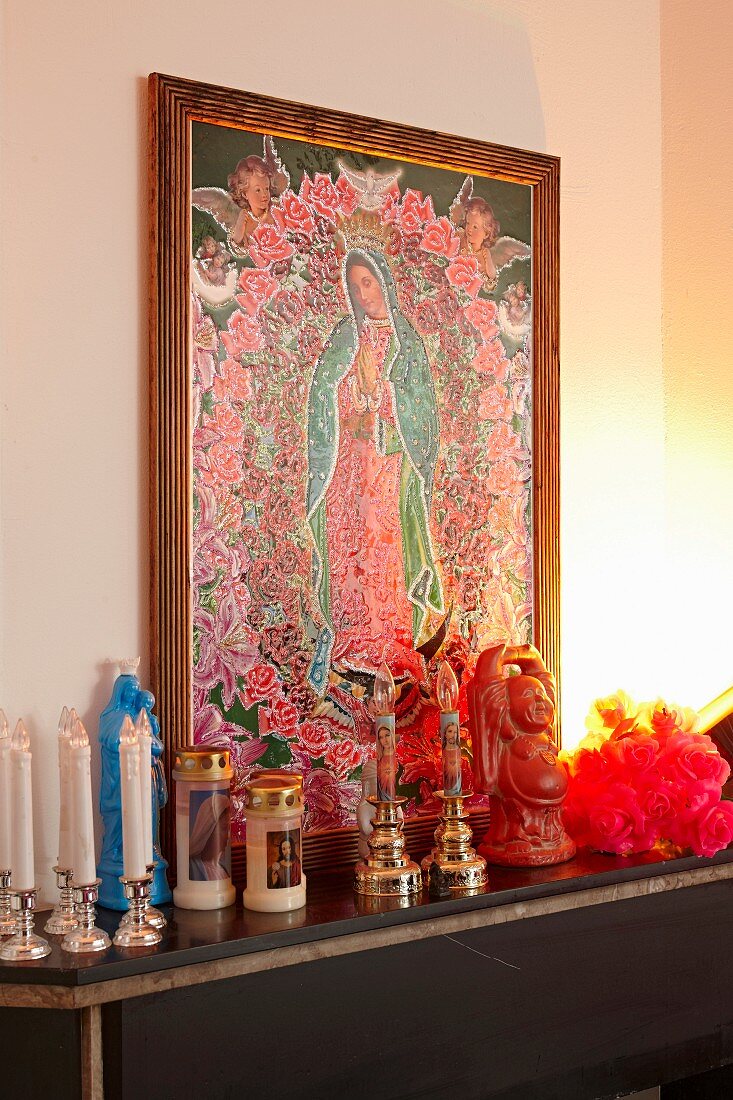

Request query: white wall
[{"left": 1, "top": 0, "right": 667, "bottom": 900}]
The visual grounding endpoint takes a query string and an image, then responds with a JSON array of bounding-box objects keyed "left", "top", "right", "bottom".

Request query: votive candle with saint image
[
  {"left": 438, "top": 661, "right": 462, "bottom": 797},
  {"left": 374, "top": 663, "right": 397, "bottom": 802}
]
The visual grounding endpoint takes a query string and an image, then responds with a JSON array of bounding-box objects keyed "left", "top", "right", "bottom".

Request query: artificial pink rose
[
  {"left": 400, "top": 189, "right": 435, "bottom": 234},
  {"left": 272, "top": 190, "right": 316, "bottom": 237},
  {"left": 324, "top": 738, "right": 363, "bottom": 781},
  {"left": 298, "top": 720, "right": 332, "bottom": 759},
  {"left": 464, "top": 298, "right": 499, "bottom": 339},
  {"left": 659, "top": 732, "right": 730, "bottom": 787},
  {"left": 603, "top": 733, "right": 659, "bottom": 775},
  {"left": 686, "top": 800, "right": 733, "bottom": 858},
  {"left": 206, "top": 404, "right": 244, "bottom": 445},
  {"left": 445, "top": 255, "right": 483, "bottom": 299},
  {"left": 472, "top": 340, "right": 507, "bottom": 378},
  {"left": 478, "top": 383, "right": 513, "bottom": 422},
  {"left": 213, "top": 359, "right": 254, "bottom": 403},
  {"left": 420, "top": 216, "right": 460, "bottom": 259},
  {"left": 249, "top": 223, "right": 294, "bottom": 268},
  {"left": 637, "top": 783, "right": 679, "bottom": 824},
  {"left": 300, "top": 173, "right": 340, "bottom": 223},
  {"left": 269, "top": 696, "right": 299, "bottom": 734},
  {"left": 235, "top": 269, "right": 278, "bottom": 316},
  {"left": 242, "top": 663, "right": 279, "bottom": 705},
  {"left": 586, "top": 783, "right": 654, "bottom": 854},
  {"left": 206, "top": 441, "right": 242, "bottom": 486},
  {"left": 221, "top": 311, "right": 264, "bottom": 357}
]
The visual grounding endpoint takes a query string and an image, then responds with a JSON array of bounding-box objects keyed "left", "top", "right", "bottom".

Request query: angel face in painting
[
  {"left": 450, "top": 177, "right": 531, "bottom": 293},
  {"left": 305, "top": 247, "right": 444, "bottom": 694},
  {"left": 192, "top": 136, "right": 289, "bottom": 256}
]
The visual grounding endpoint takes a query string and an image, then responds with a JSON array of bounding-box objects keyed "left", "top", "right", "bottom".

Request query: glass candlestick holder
[
  {"left": 62, "top": 880, "right": 111, "bottom": 954},
  {"left": 119, "top": 863, "right": 167, "bottom": 930},
  {"left": 113, "top": 875, "right": 162, "bottom": 948},
  {"left": 0, "top": 887, "right": 52, "bottom": 961},
  {"left": 354, "top": 797, "right": 422, "bottom": 897},
  {"left": 0, "top": 870, "right": 15, "bottom": 936},
  {"left": 44, "top": 866, "right": 79, "bottom": 936},
  {"left": 420, "top": 791, "right": 488, "bottom": 893}
]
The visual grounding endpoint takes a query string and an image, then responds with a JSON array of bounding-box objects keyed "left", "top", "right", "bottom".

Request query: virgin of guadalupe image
[
  {"left": 189, "top": 792, "right": 230, "bottom": 881},
  {"left": 306, "top": 240, "right": 444, "bottom": 693}
]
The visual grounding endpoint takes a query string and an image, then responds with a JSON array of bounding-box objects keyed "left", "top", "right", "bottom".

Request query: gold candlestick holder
[
  {"left": 421, "top": 791, "right": 488, "bottom": 893},
  {"left": 354, "top": 797, "right": 421, "bottom": 897},
  {"left": 113, "top": 875, "right": 162, "bottom": 948},
  {"left": 0, "top": 870, "right": 15, "bottom": 936},
  {"left": 44, "top": 866, "right": 79, "bottom": 936},
  {"left": 0, "top": 887, "right": 52, "bottom": 960}
]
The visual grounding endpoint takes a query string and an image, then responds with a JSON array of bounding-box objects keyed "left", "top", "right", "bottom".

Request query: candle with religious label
[
  {"left": 438, "top": 661, "right": 462, "bottom": 797},
  {"left": 0, "top": 710, "right": 11, "bottom": 872},
  {"left": 68, "top": 717, "right": 97, "bottom": 886},
  {"left": 136, "top": 709, "right": 154, "bottom": 868},
  {"left": 57, "top": 706, "right": 74, "bottom": 872},
  {"left": 374, "top": 663, "right": 397, "bottom": 802},
  {"left": 10, "top": 720, "right": 35, "bottom": 891},
  {"left": 119, "top": 715, "right": 147, "bottom": 879}
]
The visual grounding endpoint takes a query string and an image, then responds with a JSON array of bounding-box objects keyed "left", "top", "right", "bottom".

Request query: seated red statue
[{"left": 468, "top": 642, "right": 575, "bottom": 866}]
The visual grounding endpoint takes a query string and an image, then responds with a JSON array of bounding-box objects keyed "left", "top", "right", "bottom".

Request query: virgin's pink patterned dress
[{"left": 325, "top": 320, "right": 418, "bottom": 677}]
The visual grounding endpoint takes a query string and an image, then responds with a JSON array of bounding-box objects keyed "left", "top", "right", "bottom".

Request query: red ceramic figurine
[{"left": 468, "top": 643, "right": 575, "bottom": 866}]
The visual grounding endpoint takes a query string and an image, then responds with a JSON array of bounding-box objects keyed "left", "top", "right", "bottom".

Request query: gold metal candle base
[
  {"left": 421, "top": 792, "right": 488, "bottom": 894},
  {"left": 354, "top": 798, "right": 422, "bottom": 897}
]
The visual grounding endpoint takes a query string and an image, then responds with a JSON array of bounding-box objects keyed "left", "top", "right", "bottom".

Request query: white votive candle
[
  {"left": 119, "top": 715, "right": 146, "bottom": 879},
  {"left": 10, "top": 720, "right": 34, "bottom": 892},
  {"left": 70, "top": 718, "right": 97, "bottom": 887}
]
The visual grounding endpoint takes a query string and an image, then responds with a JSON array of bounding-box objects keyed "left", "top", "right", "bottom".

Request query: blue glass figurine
[{"left": 97, "top": 659, "right": 172, "bottom": 910}]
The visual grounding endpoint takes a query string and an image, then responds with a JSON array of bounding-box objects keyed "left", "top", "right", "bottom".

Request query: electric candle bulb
[
  {"left": 70, "top": 718, "right": 97, "bottom": 886},
  {"left": 0, "top": 709, "right": 11, "bottom": 872},
  {"left": 373, "top": 663, "right": 396, "bottom": 716},
  {"left": 437, "top": 662, "right": 460, "bottom": 712},
  {"left": 57, "top": 705, "right": 74, "bottom": 872},
  {"left": 10, "top": 719, "right": 34, "bottom": 891},
  {"left": 437, "top": 662, "right": 462, "bottom": 797},
  {"left": 135, "top": 709, "right": 154, "bottom": 867}
]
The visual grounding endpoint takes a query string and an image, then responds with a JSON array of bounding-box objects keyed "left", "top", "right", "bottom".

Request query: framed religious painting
[{"left": 149, "top": 73, "right": 559, "bottom": 866}]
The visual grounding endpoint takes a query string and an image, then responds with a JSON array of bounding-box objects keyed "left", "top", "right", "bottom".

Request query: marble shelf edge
[{"left": 2, "top": 854, "right": 733, "bottom": 1010}]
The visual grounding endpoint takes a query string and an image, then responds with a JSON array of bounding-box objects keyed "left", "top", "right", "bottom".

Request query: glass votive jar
[
  {"left": 173, "top": 746, "right": 236, "bottom": 910},
  {"left": 243, "top": 774, "right": 305, "bottom": 913}
]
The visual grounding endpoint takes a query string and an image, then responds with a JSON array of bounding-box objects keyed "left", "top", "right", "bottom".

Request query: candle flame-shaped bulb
[
  {"left": 69, "top": 707, "right": 79, "bottom": 726},
  {"left": 58, "top": 705, "right": 70, "bottom": 738},
  {"left": 373, "top": 663, "right": 396, "bottom": 716},
  {"left": 135, "top": 708, "right": 152, "bottom": 738},
  {"left": 120, "top": 714, "right": 137, "bottom": 745},
  {"left": 11, "top": 719, "right": 30, "bottom": 751},
  {"left": 0, "top": 708, "right": 8, "bottom": 739},
  {"left": 70, "top": 718, "right": 89, "bottom": 749},
  {"left": 437, "top": 661, "right": 460, "bottom": 712}
]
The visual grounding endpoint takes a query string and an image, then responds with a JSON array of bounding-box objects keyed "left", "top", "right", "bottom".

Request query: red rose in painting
[
  {"left": 236, "top": 271, "right": 278, "bottom": 316},
  {"left": 206, "top": 441, "right": 242, "bottom": 487},
  {"left": 420, "top": 216, "right": 460, "bottom": 259},
  {"left": 221, "top": 311, "right": 264, "bottom": 357},
  {"left": 269, "top": 696, "right": 299, "bottom": 734},
  {"left": 400, "top": 189, "right": 435, "bottom": 234},
  {"left": 464, "top": 298, "right": 499, "bottom": 339},
  {"left": 213, "top": 359, "right": 254, "bottom": 403},
  {"left": 242, "top": 663, "right": 279, "bottom": 705},
  {"left": 324, "top": 738, "right": 363, "bottom": 781},
  {"left": 249, "top": 223, "right": 294, "bottom": 268},
  {"left": 300, "top": 172, "right": 340, "bottom": 223},
  {"left": 247, "top": 556, "right": 287, "bottom": 602},
  {"left": 206, "top": 404, "right": 244, "bottom": 445},
  {"left": 414, "top": 299, "right": 441, "bottom": 335},
  {"left": 334, "top": 172, "right": 360, "bottom": 218},
  {"left": 478, "top": 383, "right": 513, "bottom": 422},
  {"left": 446, "top": 255, "right": 482, "bottom": 299},
  {"left": 274, "top": 289, "right": 306, "bottom": 327},
  {"left": 299, "top": 720, "right": 332, "bottom": 759},
  {"left": 272, "top": 190, "right": 316, "bottom": 237},
  {"left": 486, "top": 456, "right": 523, "bottom": 496}
]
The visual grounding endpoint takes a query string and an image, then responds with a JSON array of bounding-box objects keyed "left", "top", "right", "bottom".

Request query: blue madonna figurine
[{"left": 97, "top": 658, "right": 172, "bottom": 910}]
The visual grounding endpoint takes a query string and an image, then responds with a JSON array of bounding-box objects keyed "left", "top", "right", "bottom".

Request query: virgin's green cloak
[{"left": 306, "top": 248, "right": 444, "bottom": 693}]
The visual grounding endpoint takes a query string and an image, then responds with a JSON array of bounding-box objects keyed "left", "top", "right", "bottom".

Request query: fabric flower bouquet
[{"left": 561, "top": 692, "right": 733, "bottom": 858}]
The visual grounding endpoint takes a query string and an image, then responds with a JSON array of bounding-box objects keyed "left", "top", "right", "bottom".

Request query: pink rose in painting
[
  {"left": 300, "top": 172, "right": 341, "bottom": 223},
  {"left": 235, "top": 269, "right": 278, "bottom": 316},
  {"left": 486, "top": 421, "right": 526, "bottom": 462},
  {"left": 420, "top": 216, "right": 460, "bottom": 259},
  {"left": 221, "top": 311, "right": 264, "bottom": 357},
  {"left": 324, "top": 738, "right": 363, "bottom": 781},
  {"left": 445, "top": 255, "right": 483, "bottom": 299},
  {"left": 268, "top": 696, "right": 299, "bottom": 735},
  {"left": 249, "top": 223, "right": 294, "bottom": 268},
  {"left": 486, "top": 456, "right": 523, "bottom": 496},
  {"left": 299, "top": 720, "right": 332, "bottom": 760},
  {"left": 334, "top": 172, "right": 360, "bottom": 218},
  {"left": 478, "top": 383, "right": 513, "bottom": 422},
  {"left": 206, "top": 404, "right": 244, "bottom": 445},
  {"left": 206, "top": 441, "right": 243, "bottom": 487},
  {"left": 472, "top": 341, "right": 507, "bottom": 380},
  {"left": 303, "top": 768, "right": 350, "bottom": 831},
  {"left": 464, "top": 298, "right": 499, "bottom": 339},
  {"left": 274, "top": 289, "right": 306, "bottom": 327},
  {"left": 400, "top": 189, "right": 435, "bottom": 234},
  {"left": 272, "top": 190, "right": 316, "bottom": 237},
  {"left": 213, "top": 359, "right": 254, "bottom": 403},
  {"left": 242, "top": 663, "right": 279, "bottom": 707}
]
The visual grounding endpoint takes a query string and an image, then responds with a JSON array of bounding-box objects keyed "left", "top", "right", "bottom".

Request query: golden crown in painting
[{"left": 336, "top": 211, "right": 394, "bottom": 255}]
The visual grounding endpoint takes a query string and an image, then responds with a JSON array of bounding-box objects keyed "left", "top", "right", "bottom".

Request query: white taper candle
[
  {"left": 136, "top": 709, "right": 154, "bottom": 867},
  {"left": 70, "top": 718, "right": 97, "bottom": 887},
  {"left": 0, "top": 710, "right": 11, "bottom": 871},
  {"left": 10, "top": 720, "right": 34, "bottom": 891},
  {"left": 57, "top": 706, "right": 74, "bottom": 871},
  {"left": 119, "top": 715, "right": 146, "bottom": 879}
]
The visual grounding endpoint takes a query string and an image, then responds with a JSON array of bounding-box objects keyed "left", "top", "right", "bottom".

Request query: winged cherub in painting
[{"left": 449, "top": 177, "right": 530, "bottom": 292}]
